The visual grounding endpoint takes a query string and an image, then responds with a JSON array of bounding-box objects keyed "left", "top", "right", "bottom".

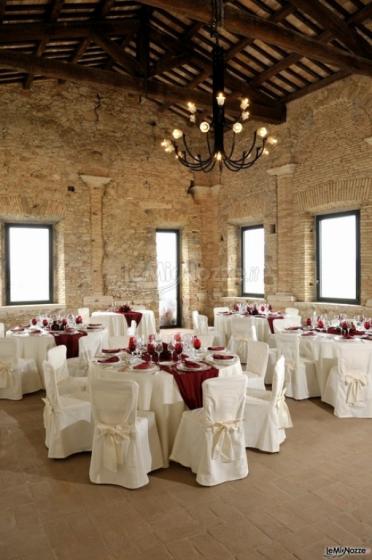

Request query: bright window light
[
  {"left": 156, "top": 230, "right": 180, "bottom": 327},
  {"left": 241, "top": 225, "right": 265, "bottom": 296},
  {"left": 317, "top": 212, "right": 359, "bottom": 302},
  {"left": 6, "top": 225, "right": 52, "bottom": 304}
]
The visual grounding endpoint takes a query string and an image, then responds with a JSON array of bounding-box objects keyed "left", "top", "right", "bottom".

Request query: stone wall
[
  {"left": 208, "top": 75, "right": 372, "bottom": 320},
  {"left": 0, "top": 81, "right": 204, "bottom": 329},
  {"left": 0, "top": 74, "right": 371, "bottom": 330}
]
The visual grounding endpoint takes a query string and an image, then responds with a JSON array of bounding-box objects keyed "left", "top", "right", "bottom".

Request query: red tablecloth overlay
[
  {"left": 266, "top": 315, "right": 284, "bottom": 334},
  {"left": 52, "top": 331, "right": 87, "bottom": 358},
  {"left": 160, "top": 363, "right": 219, "bottom": 410},
  {"left": 115, "top": 311, "right": 143, "bottom": 327}
]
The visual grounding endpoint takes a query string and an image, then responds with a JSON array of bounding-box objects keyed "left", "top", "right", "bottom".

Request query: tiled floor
[{"left": 1, "top": 393, "right": 372, "bottom": 560}]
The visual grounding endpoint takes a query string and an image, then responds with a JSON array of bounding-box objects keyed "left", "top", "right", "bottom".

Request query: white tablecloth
[
  {"left": 91, "top": 310, "right": 157, "bottom": 340},
  {"left": 92, "top": 358, "right": 243, "bottom": 467},
  {"left": 215, "top": 313, "right": 276, "bottom": 344},
  {"left": 280, "top": 332, "right": 372, "bottom": 397},
  {"left": 7, "top": 328, "right": 108, "bottom": 373}
]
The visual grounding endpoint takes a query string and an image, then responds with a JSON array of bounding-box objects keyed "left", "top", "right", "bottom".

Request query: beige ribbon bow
[
  {"left": 0, "top": 360, "right": 12, "bottom": 389},
  {"left": 275, "top": 391, "right": 293, "bottom": 429},
  {"left": 344, "top": 371, "right": 367, "bottom": 405},
  {"left": 209, "top": 419, "right": 241, "bottom": 462},
  {"left": 96, "top": 423, "right": 133, "bottom": 472}
]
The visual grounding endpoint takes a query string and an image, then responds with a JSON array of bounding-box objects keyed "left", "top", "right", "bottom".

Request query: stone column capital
[
  {"left": 79, "top": 174, "right": 112, "bottom": 188},
  {"left": 267, "top": 163, "right": 297, "bottom": 177}
]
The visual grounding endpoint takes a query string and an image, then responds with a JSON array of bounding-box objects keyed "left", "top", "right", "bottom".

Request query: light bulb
[
  {"left": 161, "top": 139, "right": 170, "bottom": 148},
  {"left": 240, "top": 97, "right": 250, "bottom": 110},
  {"left": 216, "top": 92, "right": 226, "bottom": 106},
  {"left": 267, "top": 135, "right": 278, "bottom": 146},
  {"left": 187, "top": 101, "right": 197, "bottom": 113},
  {"left": 233, "top": 122, "right": 243, "bottom": 134},
  {"left": 172, "top": 128, "right": 183, "bottom": 140},
  {"left": 199, "top": 121, "right": 210, "bottom": 133},
  {"left": 263, "top": 148, "right": 270, "bottom": 156},
  {"left": 189, "top": 114, "right": 196, "bottom": 124},
  {"left": 241, "top": 111, "right": 250, "bottom": 121},
  {"left": 257, "top": 126, "right": 268, "bottom": 138},
  {"left": 165, "top": 145, "right": 175, "bottom": 153},
  {"left": 215, "top": 151, "right": 223, "bottom": 161}
]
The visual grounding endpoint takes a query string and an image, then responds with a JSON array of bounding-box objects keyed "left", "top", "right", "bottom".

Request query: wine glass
[
  {"left": 168, "top": 340, "right": 175, "bottom": 362},
  {"left": 155, "top": 339, "right": 163, "bottom": 364}
]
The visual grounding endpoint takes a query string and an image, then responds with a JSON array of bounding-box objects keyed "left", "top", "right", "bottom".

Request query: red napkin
[
  {"left": 98, "top": 356, "right": 119, "bottom": 364},
  {"left": 102, "top": 348, "right": 125, "bottom": 354},
  {"left": 302, "top": 332, "right": 316, "bottom": 337},
  {"left": 286, "top": 327, "right": 302, "bottom": 331},
  {"left": 134, "top": 362, "right": 152, "bottom": 370},
  {"left": 350, "top": 330, "right": 365, "bottom": 336},
  {"left": 213, "top": 354, "right": 234, "bottom": 360},
  {"left": 30, "top": 329, "right": 42, "bottom": 334},
  {"left": 183, "top": 360, "right": 201, "bottom": 369},
  {"left": 342, "top": 334, "right": 354, "bottom": 340},
  {"left": 208, "top": 346, "right": 225, "bottom": 351}
]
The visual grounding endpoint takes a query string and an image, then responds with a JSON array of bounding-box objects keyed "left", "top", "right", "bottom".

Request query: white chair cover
[
  {"left": 213, "top": 307, "right": 229, "bottom": 326},
  {"left": 244, "top": 340, "right": 269, "bottom": 391},
  {"left": 77, "top": 307, "right": 90, "bottom": 323},
  {"left": 193, "top": 311, "right": 219, "bottom": 346},
  {"left": 275, "top": 334, "right": 320, "bottom": 399},
  {"left": 273, "top": 316, "right": 301, "bottom": 333},
  {"left": 89, "top": 372, "right": 161, "bottom": 489},
  {"left": 42, "top": 361, "right": 92, "bottom": 458},
  {"left": 0, "top": 322, "right": 5, "bottom": 338},
  {"left": 227, "top": 316, "right": 257, "bottom": 363},
  {"left": 0, "top": 338, "right": 41, "bottom": 400},
  {"left": 170, "top": 376, "right": 248, "bottom": 486},
  {"left": 285, "top": 307, "right": 299, "bottom": 316},
  {"left": 47, "top": 345, "right": 88, "bottom": 395},
  {"left": 244, "top": 356, "right": 292, "bottom": 453},
  {"left": 323, "top": 344, "right": 372, "bottom": 418}
]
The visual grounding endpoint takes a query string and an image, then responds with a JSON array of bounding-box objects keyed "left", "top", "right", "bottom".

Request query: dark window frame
[
  {"left": 241, "top": 224, "right": 265, "bottom": 298},
  {"left": 316, "top": 210, "right": 360, "bottom": 305},
  {"left": 156, "top": 228, "right": 182, "bottom": 328},
  {"left": 5, "top": 223, "right": 54, "bottom": 306}
]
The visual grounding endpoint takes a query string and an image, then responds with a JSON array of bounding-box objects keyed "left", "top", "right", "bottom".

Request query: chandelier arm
[
  {"left": 176, "top": 152, "right": 215, "bottom": 172},
  {"left": 181, "top": 134, "right": 212, "bottom": 165},
  {"left": 225, "top": 132, "right": 261, "bottom": 165},
  {"left": 226, "top": 131, "right": 237, "bottom": 160}
]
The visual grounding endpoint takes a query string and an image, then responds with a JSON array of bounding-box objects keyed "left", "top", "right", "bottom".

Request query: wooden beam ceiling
[
  {"left": 0, "top": 49, "right": 286, "bottom": 123},
  {"left": 136, "top": 0, "right": 372, "bottom": 76}
]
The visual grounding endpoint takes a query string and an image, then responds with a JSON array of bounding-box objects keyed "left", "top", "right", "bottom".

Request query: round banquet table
[
  {"left": 7, "top": 328, "right": 108, "bottom": 374},
  {"left": 91, "top": 310, "right": 157, "bottom": 340},
  {"left": 280, "top": 331, "right": 372, "bottom": 398},
  {"left": 90, "top": 358, "right": 243, "bottom": 467},
  {"left": 215, "top": 312, "right": 283, "bottom": 344}
]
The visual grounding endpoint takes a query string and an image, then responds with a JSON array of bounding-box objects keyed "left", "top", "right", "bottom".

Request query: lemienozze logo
[{"left": 324, "top": 546, "right": 371, "bottom": 558}]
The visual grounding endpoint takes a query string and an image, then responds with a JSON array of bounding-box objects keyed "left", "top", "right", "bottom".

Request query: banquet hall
[{"left": 0, "top": 0, "right": 372, "bottom": 559}]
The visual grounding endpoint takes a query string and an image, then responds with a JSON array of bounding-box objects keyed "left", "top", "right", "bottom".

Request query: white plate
[
  {"left": 176, "top": 362, "right": 209, "bottom": 372},
  {"left": 158, "top": 361, "right": 175, "bottom": 366}
]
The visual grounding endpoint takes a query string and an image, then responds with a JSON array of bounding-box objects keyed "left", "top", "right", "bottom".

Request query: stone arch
[{"left": 295, "top": 178, "right": 371, "bottom": 213}]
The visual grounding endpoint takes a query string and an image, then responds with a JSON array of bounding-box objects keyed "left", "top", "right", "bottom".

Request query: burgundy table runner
[
  {"left": 266, "top": 315, "right": 284, "bottom": 334},
  {"left": 160, "top": 364, "right": 219, "bottom": 410},
  {"left": 52, "top": 331, "right": 87, "bottom": 358},
  {"left": 120, "top": 311, "right": 143, "bottom": 327}
]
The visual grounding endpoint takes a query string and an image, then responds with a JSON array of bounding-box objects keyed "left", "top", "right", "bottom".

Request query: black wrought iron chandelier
[{"left": 161, "top": 0, "right": 278, "bottom": 172}]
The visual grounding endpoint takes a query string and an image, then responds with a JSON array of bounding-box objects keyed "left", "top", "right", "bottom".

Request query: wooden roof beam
[
  {"left": 289, "top": 0, "right": 372, "bottom": 58},
  {"left": 0, "top": 0, "right": 6, "bottom": 24},
  {"left": 136, "top": 0, "right": 372, "bottom": 76},
  {"left": 91, "top": 31, "right": 142, "bottom": 76},
  {"left": 0, "top": 49, "right": 286, "bottom": 123}
]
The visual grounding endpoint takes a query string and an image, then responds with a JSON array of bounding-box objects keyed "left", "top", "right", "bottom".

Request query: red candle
[
  {"left": 129, "top": 336, "right": 137, "bottom": 353},
  {"left": 193, "top": 337, "right": 201, "bottom": 350}
]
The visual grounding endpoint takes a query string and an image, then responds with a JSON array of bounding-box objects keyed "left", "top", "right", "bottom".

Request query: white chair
[
  {"left": 227, "top": 316, "right": 257, "bottom": 363},
  {"left": 285, "top": 307, "right": 299, "bottom": 317},
  {"left": 46, "top": 345, "right": 88, "bottom": 395},
  {"left": 244, "top": 356, "right": 292, "bottom": 453},
  {"left": 275, "top": 333, "right": 319, "bottom": 400},
  {"left": 266, "top": 316, "right": 303, "bottom": 380},
  {"left": 0, "top": 338, "right": 42, "bottom": 400},
  {"left": 77, "top": 307, "right": 90, "bottom": 323},
  {"left": 213, "top": 307, "right": 229, "bottom": 326},
  {"left": 89, "top": 373, "right": 162, "bottom": 489},
  {"left": 243, "top": 340, "right": 269, "bottom": 391},
  {"left": 322, "top": 344, "right": 372, "bottom": 418},
  {"left": 0, "top": 323, "right": 5, "bottom": 338},
  {"left": 170, "top": 376, "right": 248, "bottom": 486},
  {"left": 192, "top": 310, "right": 219, "bottom": 347},
  {"left": 68, "top": 332, "right": 106, "bottom": 376},
  {"left": 42, "top": 361, "right": 92, "bottom": 458}
]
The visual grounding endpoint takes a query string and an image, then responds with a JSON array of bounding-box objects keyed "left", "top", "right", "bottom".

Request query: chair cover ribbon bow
[
  {"left": 344, "top": 371, "right": 367, "bottom": 405},
  {"left": 208, "top": 419, "right": 241, "bottom": 462},
  {"left": 96, "top": 423, "right": 133, "bottom": 472},
  {"left": 0, "top": 360, "right": 12, "bottom": 389},
  {"left": 275, "top": 391, "right": 293, "bottom": 429}
]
